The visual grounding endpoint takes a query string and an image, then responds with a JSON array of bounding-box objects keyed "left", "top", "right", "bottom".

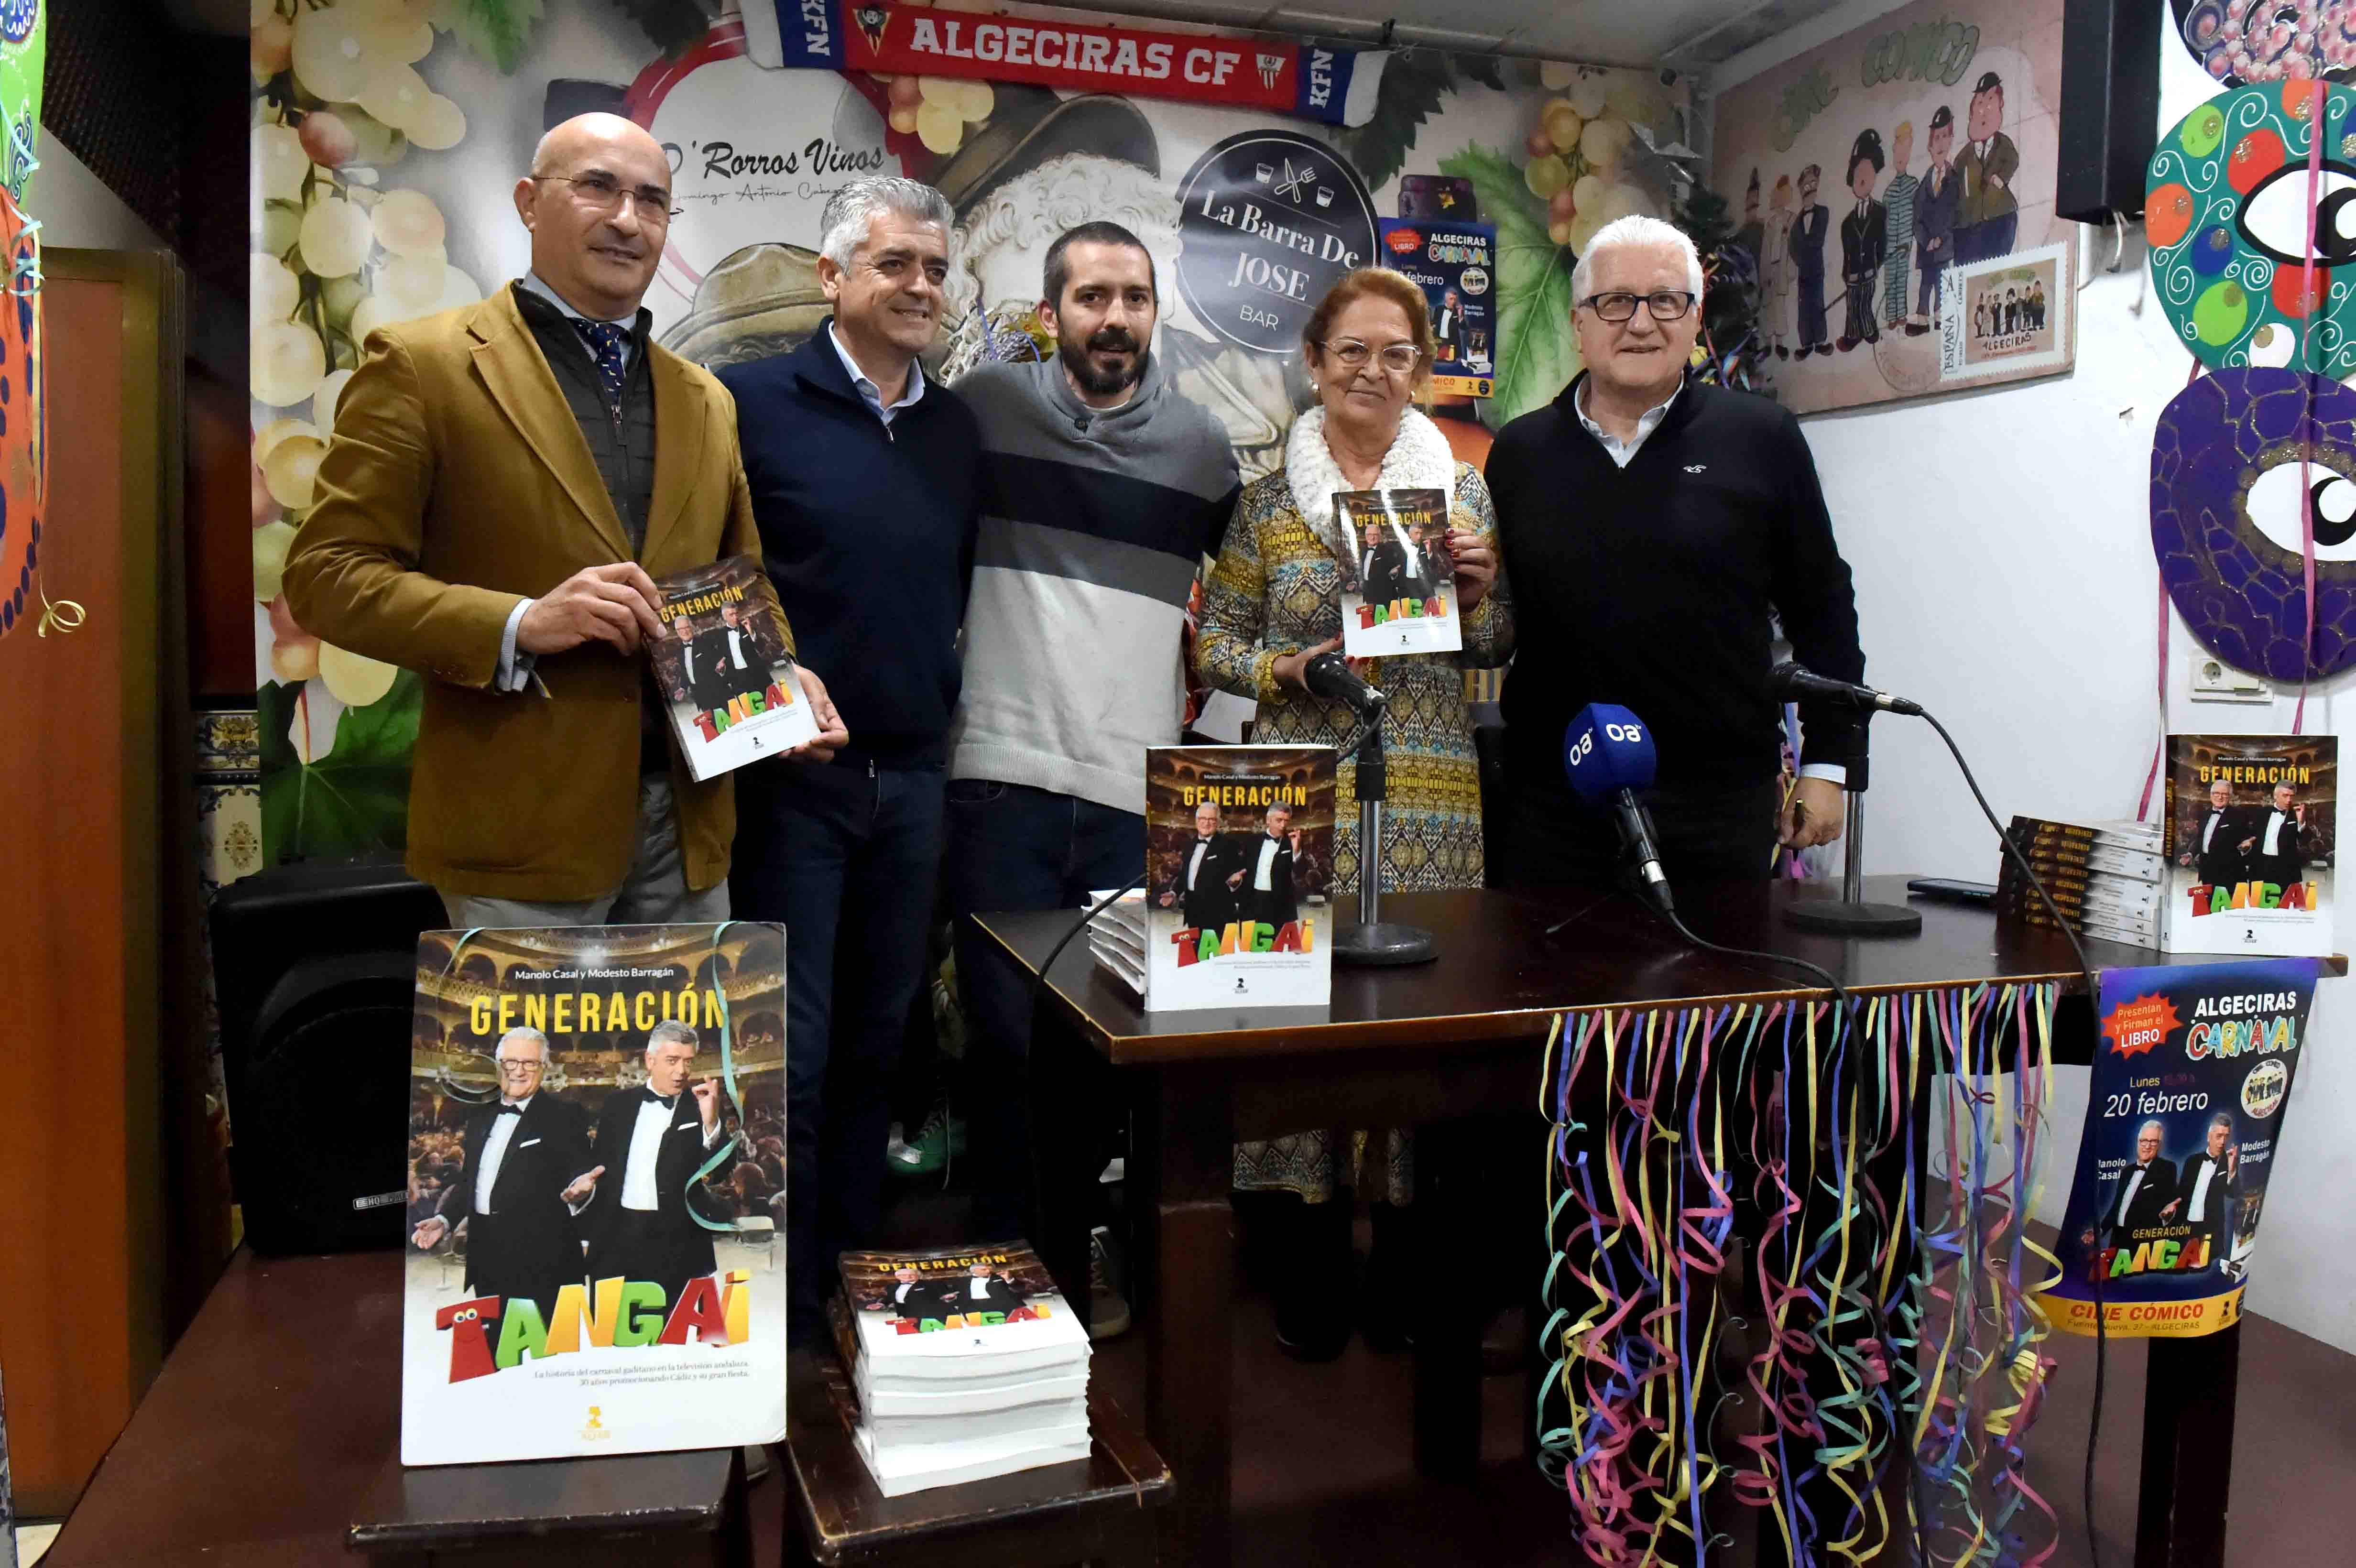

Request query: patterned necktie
[{"left": 577, "top": 320, "right": 630, "bottom": 414}]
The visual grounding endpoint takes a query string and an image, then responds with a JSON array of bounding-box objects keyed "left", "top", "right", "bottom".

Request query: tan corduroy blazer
[{"left": 283, "top": 284, "right": 775, "bottom": 901}]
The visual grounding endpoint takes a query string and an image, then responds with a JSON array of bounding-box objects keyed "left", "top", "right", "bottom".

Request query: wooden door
[{"left": 0, "top": 249, "right": 196, "bottom": 1515}]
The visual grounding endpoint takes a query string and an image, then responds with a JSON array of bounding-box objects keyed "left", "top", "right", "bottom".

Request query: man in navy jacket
[{"left": 718, "top": 176, "right": 982, "bottom": 1344}]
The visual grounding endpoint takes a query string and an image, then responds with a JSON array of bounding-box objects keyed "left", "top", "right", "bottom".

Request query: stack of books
[
  {"left": 1997, "top": 815, "right": 2164, "bottom": 947},
  {"left": 834, "top": 1242, "right": 1092, "bottom": 1498},
  {"left": 1085, "top": 888, "right": 1147, "bottom": 1000}
]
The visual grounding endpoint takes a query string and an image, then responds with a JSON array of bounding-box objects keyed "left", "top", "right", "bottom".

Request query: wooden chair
[{"left": 785, "top": 1348, "right": 1172, "bottom": 1567}]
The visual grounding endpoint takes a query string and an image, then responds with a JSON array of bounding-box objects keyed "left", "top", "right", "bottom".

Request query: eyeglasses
[
  {"left": 535, "top": 172, "right": 682, "bottom": 226},
  {"left": 1318, "top": 338, "right": 1423, "bottom": 374},
  {"left": 1580, "top": 290, "right": 1698, "bottom": 323}
]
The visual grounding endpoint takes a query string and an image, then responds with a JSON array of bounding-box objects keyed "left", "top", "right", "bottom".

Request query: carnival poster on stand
[
  {"left": 1710, "top": 0, "right": 2072, "bottom": 413},
  {"left": 2047, "top": 958, "right": 2319, "bottom": 1338},
  {"left": 249, "top": 0, "right": 1688, "bottom": 865}
]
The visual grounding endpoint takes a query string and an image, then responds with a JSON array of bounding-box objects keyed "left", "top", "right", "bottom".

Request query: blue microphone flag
[{"left": 1562, "top": 704, "right": 1657, "bottom": 804}]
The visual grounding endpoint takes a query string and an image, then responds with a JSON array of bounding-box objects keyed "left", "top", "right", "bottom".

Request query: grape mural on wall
[
  {"left": 249, "top": 0, "right": 508, "bottom": 861},
  {"left": 251, "top": 0, "right": 1685, "bottom": 862}
]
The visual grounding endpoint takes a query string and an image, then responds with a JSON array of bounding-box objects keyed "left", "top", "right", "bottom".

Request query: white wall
[
  {"left": 33, "top": 133, "right": 167, "bottom": 252},
  {"left": 1717, "top": 1, "right": 2356, "bottom": 1353}
]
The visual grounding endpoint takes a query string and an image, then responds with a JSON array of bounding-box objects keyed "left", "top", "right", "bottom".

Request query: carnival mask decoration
[
  {"left": 0, "top": 183, "right": 40, "bottom": 639},
  {"left": 2149, "top": 80, "right": 2356, "bottom": 378},
  {"left": 2152, "top": 367, "right": 2356, "bottom": 681},
  {"left": 2174, "top": 0, "right": 2356, "bottom": 87}
]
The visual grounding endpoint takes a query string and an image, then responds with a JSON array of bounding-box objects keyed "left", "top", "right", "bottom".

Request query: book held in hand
[
  {"left": 1136, "top": 745, "right": 1336, "bottom": 1010},
  {"left": 647, "top": 555, "right": 818, "bottom": 781},
  {"left": 1334, "top": 489, "right": 1461, "bottom": 657},
  {"left": 837, "top": 1242, "right": 1091, "bottom": 1497},
  {"left": 401, "top": 924, "right": 788, "bottom": 1465},
  {"left": 2162, "top": 735, "right": 2335, "bottom": 956}
]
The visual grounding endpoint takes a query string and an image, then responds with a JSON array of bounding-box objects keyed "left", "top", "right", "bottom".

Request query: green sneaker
[{"left": 886, "top": 1102, "right": 959, "bottom": 1179}]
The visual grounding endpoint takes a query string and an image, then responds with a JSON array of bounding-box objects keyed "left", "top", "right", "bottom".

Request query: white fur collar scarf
[{"left": 1283, "top": 404, "right": 1456, "bottom": 555}]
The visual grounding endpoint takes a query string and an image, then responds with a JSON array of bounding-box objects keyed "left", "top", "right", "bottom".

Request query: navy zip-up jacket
[{"left": 720, "top": 323, "right": 982, "bottom": 767}]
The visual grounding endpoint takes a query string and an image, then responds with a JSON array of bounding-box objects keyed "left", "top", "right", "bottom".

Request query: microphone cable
[
  {"left": 1614, "top": 879, "right": 1943, "bottom": 1565},
  {"left": 1036, "top": 871, "right": 1152, "bottom": 998},
  {"left": 1768, "top": 661, "right": 2108, "bottom": 1565},
  {"left": 1913, "top": 705, "right": 2107, "bottom": 1568}
]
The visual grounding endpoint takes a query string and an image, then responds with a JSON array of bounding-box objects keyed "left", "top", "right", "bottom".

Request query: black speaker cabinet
[
  {"left": 2059, "top": 0, "right": 2163, "bottom": 223},
  {"left": 211, "top": 857, "right": 444, "bottom": 1253}
]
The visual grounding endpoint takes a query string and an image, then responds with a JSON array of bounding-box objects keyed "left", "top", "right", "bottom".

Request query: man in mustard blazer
[{"left": 284, "top": 113, "right": 846, "bottom": 925}]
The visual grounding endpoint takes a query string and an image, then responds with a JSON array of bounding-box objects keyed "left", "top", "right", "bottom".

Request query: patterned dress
[{"left": 1197, "top": 415, "right": 1515, "bottom": 1201}]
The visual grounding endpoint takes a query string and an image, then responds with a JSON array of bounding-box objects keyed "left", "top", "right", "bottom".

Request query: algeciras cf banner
[
  {"left": 2046, "top": 958, "right": 2319, "bottom": 1338},
  {"left": 751, "top": 0, "right": 1385, "bottom": 127}
]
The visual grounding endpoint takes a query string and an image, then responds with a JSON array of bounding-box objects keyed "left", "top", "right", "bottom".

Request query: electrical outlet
[{"left": 2188, "top": 656, "right": 2272, "bottom": 704}]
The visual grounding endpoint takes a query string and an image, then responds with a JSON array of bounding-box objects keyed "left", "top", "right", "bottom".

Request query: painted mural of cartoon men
[
  {"left": 1791, "top": 164, "right": 1832, "bottom": 359},
  {"left": 1837, "top": 129, "right": 1887, "bottom": 352},
  {"left": 1954, "top": 72, "right": 2019, "bottom": 264},
  {"left": 1880, "top": 120, "right": 1918, "bottom": 331},
  {"left": 1910, "top": 104, "right": 1959, "bottom": 335},
  {"left": 1762, "top": 174, "right": 1796, "bottom": 358}
]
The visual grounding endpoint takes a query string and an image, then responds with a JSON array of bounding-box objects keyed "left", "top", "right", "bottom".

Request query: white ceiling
[{"left": 169, "top": 0, "right": 1848, "bottom": 73}]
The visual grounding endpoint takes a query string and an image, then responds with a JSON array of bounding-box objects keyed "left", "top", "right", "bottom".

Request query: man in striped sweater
[{"left": 946, "top": 222, "right": 1240, "bottom": 1287}]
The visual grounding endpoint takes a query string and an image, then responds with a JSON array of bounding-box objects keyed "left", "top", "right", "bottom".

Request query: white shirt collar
[
  {"left": 1575, "top": 379, "right": 1682, "bottom": 469},
  {"left": 520, "top": 272, "right": 640, "bottom": 373},
  {"left": 501, "top": 1093, "right": 535, "bottom": 1111},
  {"left": 827, "top": 319, "right": 926, "bottom": 425},
  {"left": 521, "top": 270, "right": 638, "bottom": 326}
]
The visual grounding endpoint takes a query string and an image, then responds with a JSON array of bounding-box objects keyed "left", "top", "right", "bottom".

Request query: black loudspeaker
[
  {"left": 2058, "top": 0, "right": 2163, "bottom": 223},
  {"left": 211, "top": 857, "right": 445, "bottom": 1253}
]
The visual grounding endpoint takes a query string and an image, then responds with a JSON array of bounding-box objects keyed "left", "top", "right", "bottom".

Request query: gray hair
[
  {"left": 2139, "top": 1119, "right": 2167, "bottom": 1138},
  {"left": 2210, "top": 1112, "right": 2235, "bottom": 1132},
  {"left": 1571, "top": 214, "right": 1705, "bottom": 304},
  {"left": 646, "top": 1019, "right": 699, "bottom": 1054},
  {"left": 818, "top": 177, "right": 954, "bottom": 270},
  {"left": 495, "top": 1026, "right": 549, "bottom": 1062}
]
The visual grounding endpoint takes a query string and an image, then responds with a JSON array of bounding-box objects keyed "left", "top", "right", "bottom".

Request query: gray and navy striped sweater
[{"left": 947, "top": 351, "right": 1240, "bottom": 813}]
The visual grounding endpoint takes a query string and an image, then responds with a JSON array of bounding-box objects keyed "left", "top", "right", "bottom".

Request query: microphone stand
[
  {"left": 1781, "top": 712, "right": 1922, "bottom": 937},
  {"left": 1334, "top": 711, "right": 1439, "bottom": 965}
]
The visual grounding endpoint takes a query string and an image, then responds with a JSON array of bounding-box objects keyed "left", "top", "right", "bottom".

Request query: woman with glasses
[{"left": 1195, "top": 267, "right": 1514, "bottom": 1361}]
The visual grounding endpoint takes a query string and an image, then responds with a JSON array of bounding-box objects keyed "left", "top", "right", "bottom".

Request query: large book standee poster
[
  {"left": 1145, "top": 745, "right": 1335, "bottom": 1009},
  {"left": 2047, "top": 958, "right": 2319, "bottom": 1338},
  {"left": 2162, "top": 734, "right": 2336, "bottom": 956},
  {"left": 403, "top": 924, "right": 786, "bottom": 1464}
]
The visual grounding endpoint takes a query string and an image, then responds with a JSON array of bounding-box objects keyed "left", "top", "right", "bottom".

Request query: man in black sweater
[
  {"left": 718, "top": 176, "right": 982, "bottom": 1345},
  {"left": 1485, "top": 214, "right": 1867, "bottom": 890}
]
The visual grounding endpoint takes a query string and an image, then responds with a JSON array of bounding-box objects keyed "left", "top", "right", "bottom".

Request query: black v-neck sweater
[{"left": 1484, "top": 373, "right": 1867, "bottom": 789}]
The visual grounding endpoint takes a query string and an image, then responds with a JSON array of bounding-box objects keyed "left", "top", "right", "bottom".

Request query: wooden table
[
  {"left": 971, "top": 875, "right": 2321, "bottom": 1568},
  {"left": 40, "top": 1250, "right": 746, "bottom": 1568}
]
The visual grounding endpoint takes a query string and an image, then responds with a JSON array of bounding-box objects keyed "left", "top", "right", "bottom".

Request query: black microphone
[
  {"left": 1768, "top": 659, "right": 1923, "bottom": 717},
  {"left": 1562, "top": 703, "right": 1674, "bottom": 915},
  {"left": 1304, "top": 649, "right": 1386, "bottom": 718}
]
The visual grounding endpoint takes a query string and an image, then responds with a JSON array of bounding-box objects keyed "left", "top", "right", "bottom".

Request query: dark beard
[{"left": 1058, "top": 332, "right": 1147, "bottom": 398}]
